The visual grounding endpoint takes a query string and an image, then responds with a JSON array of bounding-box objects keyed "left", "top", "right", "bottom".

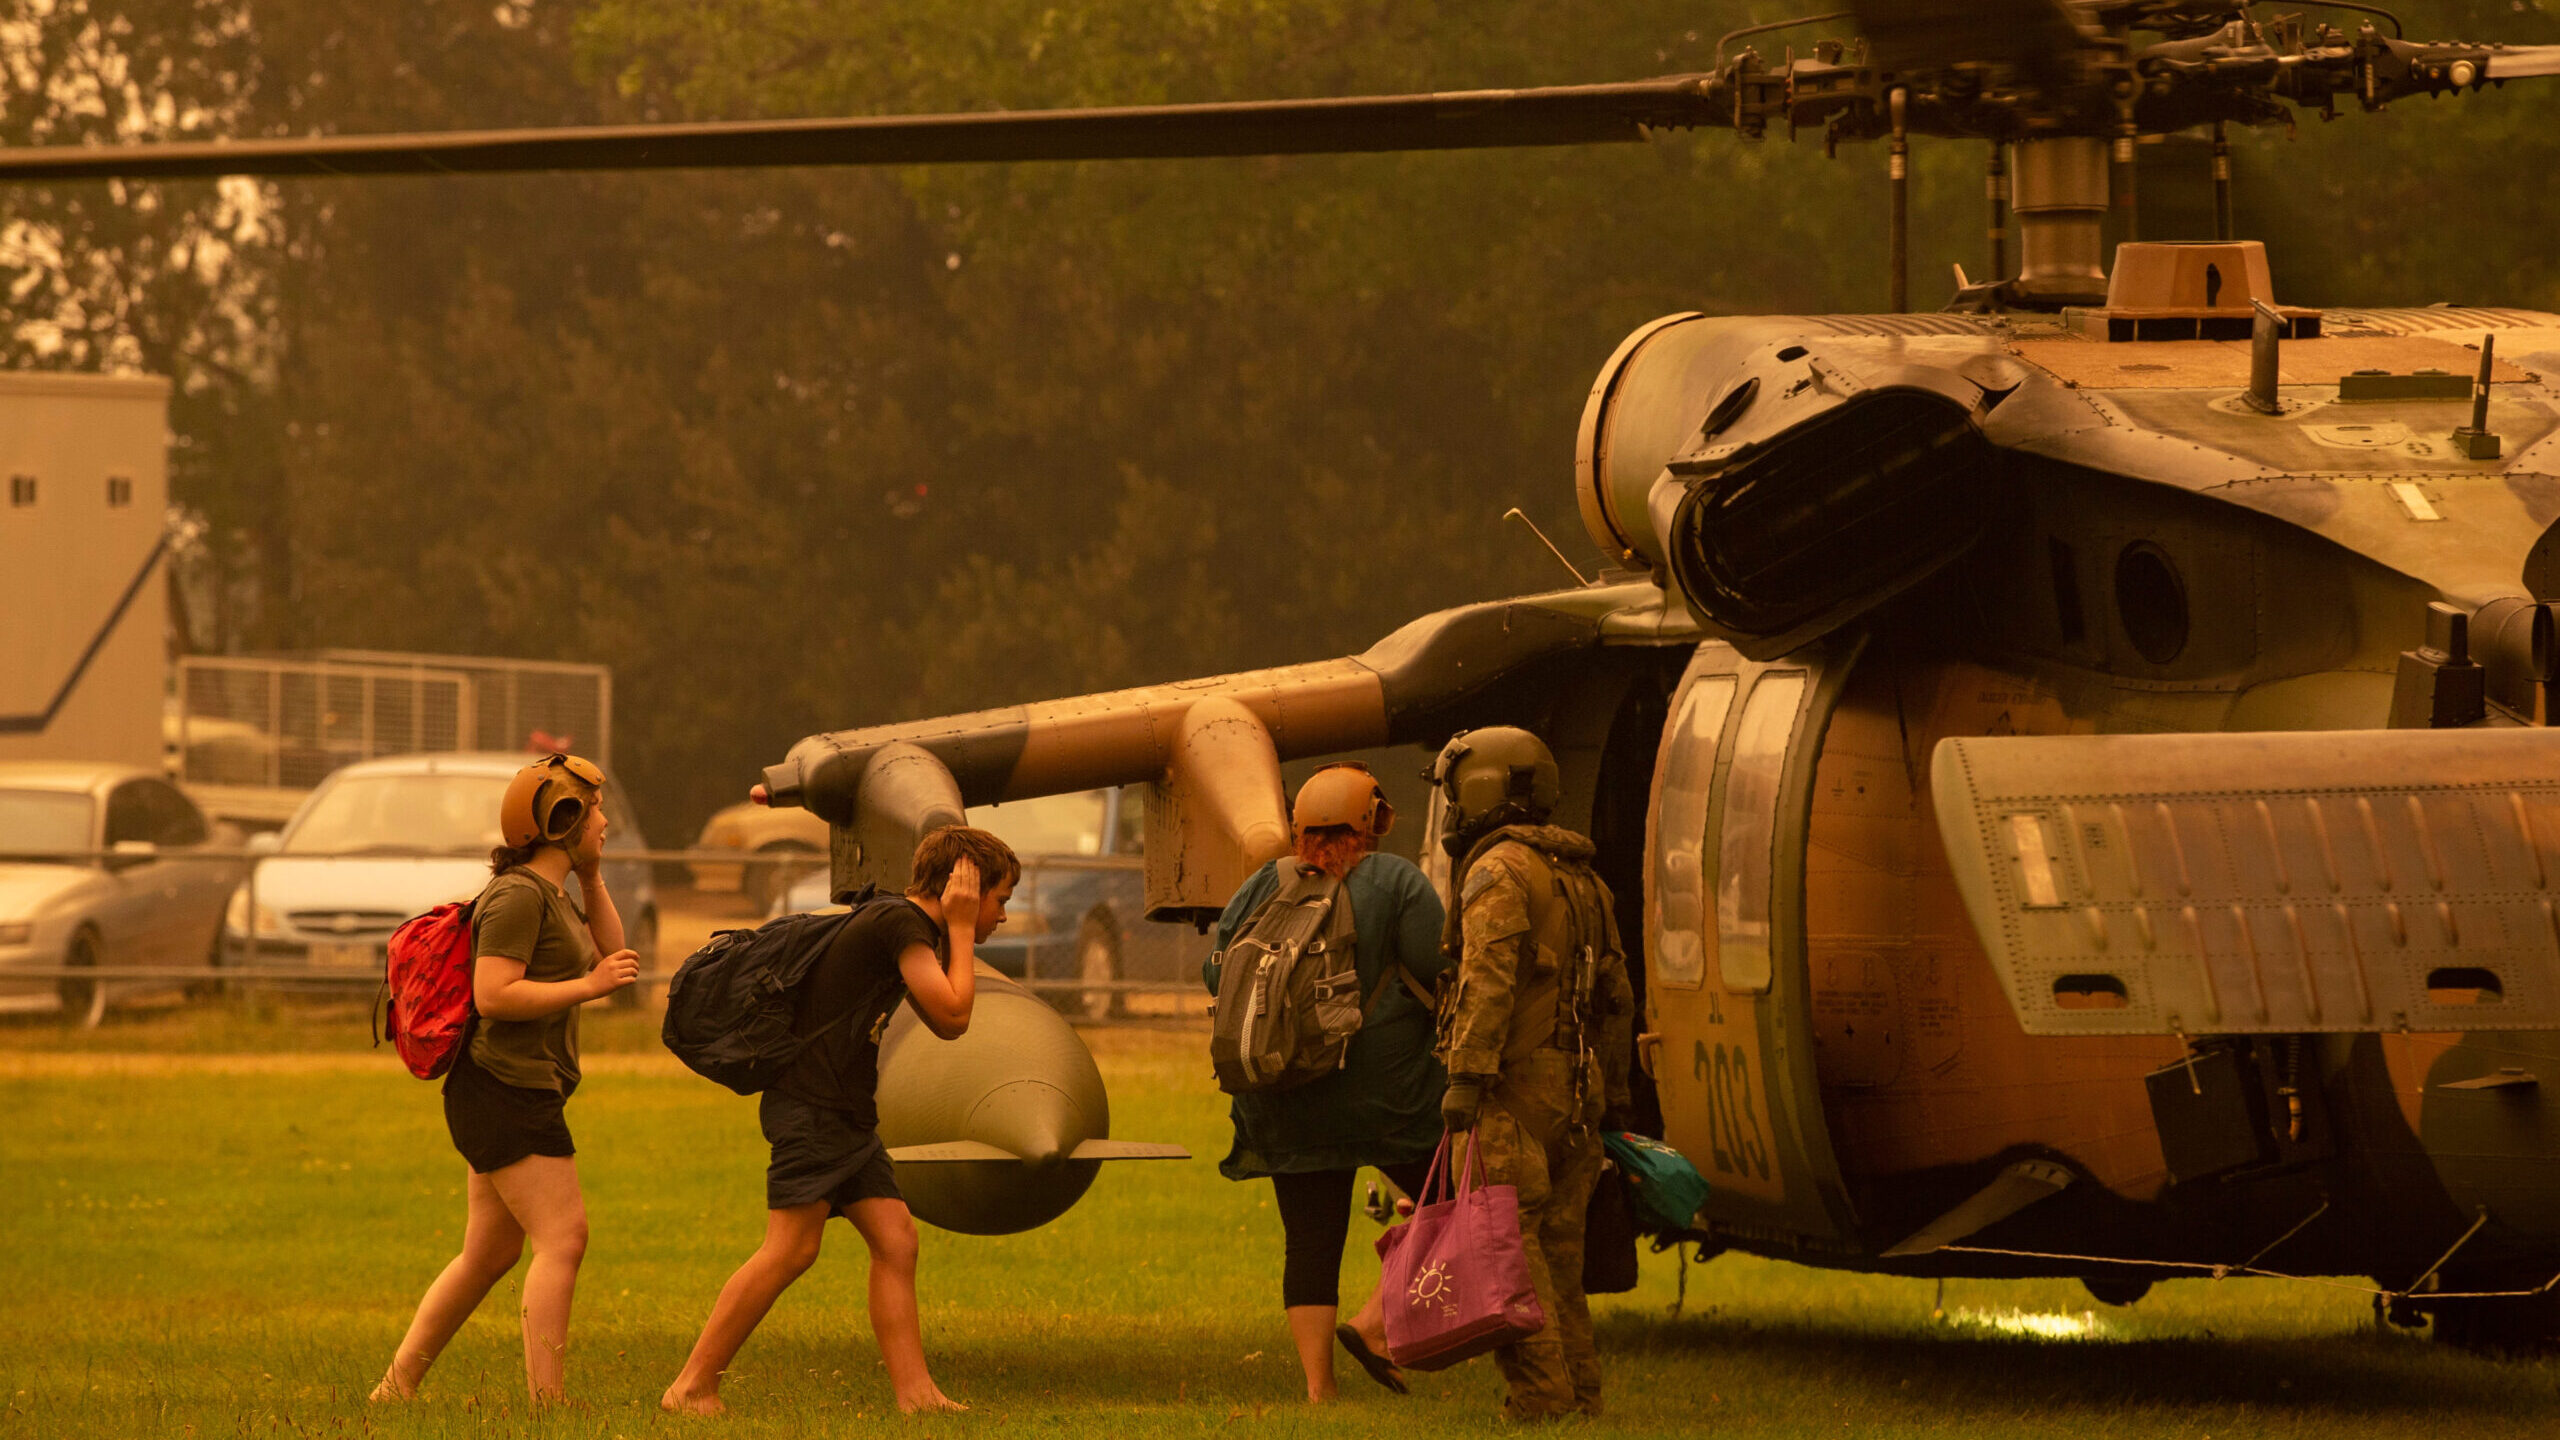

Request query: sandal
[{"left": 1336, "top": 1324, "right": 1408, "bottom": 1395}]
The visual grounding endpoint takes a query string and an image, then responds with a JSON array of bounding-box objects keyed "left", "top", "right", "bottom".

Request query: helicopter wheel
[
  {"left": 2080, "top": 1275, "right": 2152, "bottom": 1307},
  {"left": 2425, "top": 1291, "right": 2560, "bottom": 1355}
]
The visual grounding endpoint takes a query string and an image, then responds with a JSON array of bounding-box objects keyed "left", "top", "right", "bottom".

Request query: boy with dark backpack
[{"left": 661, "top": 824, "right": 1018, "bottom": 1417}]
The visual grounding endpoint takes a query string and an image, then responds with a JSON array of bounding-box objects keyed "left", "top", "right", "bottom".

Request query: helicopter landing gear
[
  {"left": 2423, "top": 1292, "right": 2560, "bottom": 1355},
  {"left": 2080, "top": 1275, "right": 2152, "bottom": 1307}
]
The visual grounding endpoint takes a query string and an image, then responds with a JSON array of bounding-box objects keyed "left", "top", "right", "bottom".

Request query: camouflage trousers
[{"left": 1474, "top": 1050, "right": 1605, "bottom": 1419}]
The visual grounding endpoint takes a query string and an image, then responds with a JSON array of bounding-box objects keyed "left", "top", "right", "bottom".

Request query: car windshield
[
  {"left": 0, "top": 790, "right": 92, "bottom": 859},
  {"left": 967, "top": 790, "right": 1109, "bottom": 857},
  {"left": 285, "top": 773, "right": 510, "bottom": 855}
]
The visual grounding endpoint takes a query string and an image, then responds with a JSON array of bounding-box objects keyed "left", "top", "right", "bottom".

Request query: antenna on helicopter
[{"left": 1503, "top": 508, "right": 1592, "bottom": 587}]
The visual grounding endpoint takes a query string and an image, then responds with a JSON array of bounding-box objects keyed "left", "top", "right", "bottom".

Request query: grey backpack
[{"left": 1209, "top": 862, "right": 1413, "bottom": 1094}]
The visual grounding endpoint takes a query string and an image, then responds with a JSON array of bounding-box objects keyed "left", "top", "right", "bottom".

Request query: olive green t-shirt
[{"left": 467, "top": 868, "right": 598, "bottom": 1093}]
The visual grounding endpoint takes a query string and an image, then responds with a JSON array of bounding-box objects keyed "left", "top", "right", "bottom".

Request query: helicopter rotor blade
[
  {"left": 2482, "top": 45, "right": 2560, "bottom": 79},
  {"left": 0, "top": 78, "right": 1720, "bottom": 183},
  {"left": 1845, "top": 0, "right": 2086, "bottom": 74}
]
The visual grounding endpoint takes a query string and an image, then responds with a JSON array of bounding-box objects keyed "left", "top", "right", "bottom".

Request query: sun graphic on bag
[{"left": 1407, "top": 1261, "right": 1457, "bottom": 1310}]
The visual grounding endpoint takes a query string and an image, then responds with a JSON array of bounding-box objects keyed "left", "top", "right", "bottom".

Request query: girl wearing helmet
[
  {"left": 372, "top": 753, "right": 641, "bottom": 1406},
  {"left": 1202, "top": 762, "right": 1450, "bottom": 1402}
]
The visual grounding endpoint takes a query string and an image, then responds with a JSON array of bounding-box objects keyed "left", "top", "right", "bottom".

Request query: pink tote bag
[{"left": 1374, "top": 1129, "right": 1547, "bottom": 1371}]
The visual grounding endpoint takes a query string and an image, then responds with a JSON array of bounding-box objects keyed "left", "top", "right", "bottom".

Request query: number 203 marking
[{"left": 1694, "top": 1040, "right": 1771, "bottom": 1181}]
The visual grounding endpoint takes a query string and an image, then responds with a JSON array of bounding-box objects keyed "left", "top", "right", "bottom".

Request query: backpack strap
[
  {"left": 798, "top": 889, "right": 914, "bottom": 1047},
  {"left": 1354, "top": 954, "right": 1434, "bottom": 1027}
]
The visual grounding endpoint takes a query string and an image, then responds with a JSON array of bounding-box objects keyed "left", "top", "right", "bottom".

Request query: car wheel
[
  {"left": 747, "top": 841, "right": 820, "bottom": 912},
  {"left": 613, "top": 908, "right": 660, "bottom": 1010},
  {"left": 1069, "top": 912, "right": 1121, "bottom": 1021},
  {"left": 60, "top": 928, "right": 107, "bottom": 1029},
  {"left": 188, "top": 919, "right": 227, "bottom": 1000}
]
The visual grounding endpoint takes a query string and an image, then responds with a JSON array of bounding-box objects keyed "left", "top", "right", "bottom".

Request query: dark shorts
[
  {"left": 442, "top": 1044, "right": 576, "bottom": 1176},
  {"left": 760, "top": 1089, "right": 903, "bottom": 1212}
]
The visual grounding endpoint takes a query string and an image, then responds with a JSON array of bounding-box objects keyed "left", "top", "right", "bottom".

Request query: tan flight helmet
[
  {"left": 1293, "top": 761, "right": 1395, "bottom": 838},
  {"left": 501, "top": 752, "right": 606, "bottom": 849},
  {"left": 1429, "top": 727, "right": 1561, "bottom": 843}
]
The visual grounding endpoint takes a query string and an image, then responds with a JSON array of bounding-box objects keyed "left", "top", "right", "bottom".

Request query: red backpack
[{"left": 379, "top": 902, "right": 477, "bottom": 1079}]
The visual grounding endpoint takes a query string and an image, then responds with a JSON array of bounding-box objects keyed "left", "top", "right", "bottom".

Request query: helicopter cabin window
[
  {"left": 2115, "top": 542, "right": 2190, "bottom": 665},
  {"left": 1717, "top": 671, "right": 1805, "bottom": 995},
  {"left": 1652, "top": 676, "right": 1739, "bottom": 990}
]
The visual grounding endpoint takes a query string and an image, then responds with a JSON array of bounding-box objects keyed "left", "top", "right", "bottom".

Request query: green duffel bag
[{"left": 1601, "top": 1131, "right": 1711, "bottom": 1234}]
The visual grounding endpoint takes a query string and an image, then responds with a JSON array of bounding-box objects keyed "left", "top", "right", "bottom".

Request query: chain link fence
[{"left": 170, "top": 652, "right": 613, "bottom": 826}]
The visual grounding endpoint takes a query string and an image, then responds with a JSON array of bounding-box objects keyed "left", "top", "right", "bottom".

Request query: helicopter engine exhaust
[
  {"left": 1659, "top": 382, "right": 1991, "bottom": 657},
  {"left": 1578, "top": 314, "right": 2002, "bottom": 660}
]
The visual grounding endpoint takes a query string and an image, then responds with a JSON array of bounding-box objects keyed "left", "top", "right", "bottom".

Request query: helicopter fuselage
[
  {"left": 767, "top": 272, "right": 2560, "bottom": 1313},
  {"left": 1549, "top": 283, "right": 2560, "bottom": 1303}
]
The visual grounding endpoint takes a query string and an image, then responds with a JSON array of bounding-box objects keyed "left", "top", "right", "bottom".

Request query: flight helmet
[
  {"left": 501, "top": 752, "right": 606, "bottom": 849},
  {"left": 1428, "top": 727, "right": 1560, "bottom": 844},
  {"left": 1293, "top": 762, "right": 1395, "bottom": 837}
]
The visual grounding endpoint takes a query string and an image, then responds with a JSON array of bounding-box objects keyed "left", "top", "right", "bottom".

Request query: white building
[{"left": 0, "top": 371, "right": 171, "bottom": 770}]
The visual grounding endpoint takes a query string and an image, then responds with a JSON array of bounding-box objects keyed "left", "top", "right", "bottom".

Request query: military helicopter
[{"left": 15, "top": 0, "right": 2560, "bottom": 1345}]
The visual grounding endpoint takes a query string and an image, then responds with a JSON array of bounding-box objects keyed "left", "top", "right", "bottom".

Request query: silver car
[
  {"left": 0, "top": 762, "right": 242, "bottom": 1025},
  {"left": 227, "top": 752, "right": 659, "bottom": 1001}
]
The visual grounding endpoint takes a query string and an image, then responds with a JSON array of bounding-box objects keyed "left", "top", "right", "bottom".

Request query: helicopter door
[{"left": 1647, "top": 641, "right": 1859, "bottom": 1243}]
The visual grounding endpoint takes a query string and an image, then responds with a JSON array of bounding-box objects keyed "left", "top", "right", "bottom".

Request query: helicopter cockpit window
[
  {"left": 1652, "top": 676, "right": 1739, "bottom": 990},
  {"left": 1717, "top": 671, "right": 1806, "bottom": 995}
]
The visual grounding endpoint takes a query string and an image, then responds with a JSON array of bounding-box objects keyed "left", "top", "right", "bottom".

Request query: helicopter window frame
[
  {"left": 1717, "top": 670, "right": 1807, "bottom": 995},
  {"left": 1651, "top": 674, "right": 1740, "bottom": 991}
]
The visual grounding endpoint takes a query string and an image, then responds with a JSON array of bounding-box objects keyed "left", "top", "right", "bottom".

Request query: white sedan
[
  {"left": 228, "top": 752, "right": 659, "bottom": 1000},
  {"left": 0, "top": 762, "right": 242, "bottom": 1025}
]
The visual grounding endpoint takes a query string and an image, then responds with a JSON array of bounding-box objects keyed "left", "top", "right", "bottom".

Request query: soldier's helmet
[
  {"left": 1293, "top": 762, "right": 1395, "bottom": 837},
  {"left": 1428, "top": 727, "right": 1561, "bottom": 840},
  {"left": 501, "top": 752, "right": 606, "bottom": 848}
]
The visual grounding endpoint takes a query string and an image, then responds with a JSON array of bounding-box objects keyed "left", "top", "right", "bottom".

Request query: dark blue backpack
[{"left": 661, "top": 891, "right": 887, "bottom": 1095}]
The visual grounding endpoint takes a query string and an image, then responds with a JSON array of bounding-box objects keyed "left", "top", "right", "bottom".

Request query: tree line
[{"left": 4, "top": 0, "right": 2554, "bottom": 843}]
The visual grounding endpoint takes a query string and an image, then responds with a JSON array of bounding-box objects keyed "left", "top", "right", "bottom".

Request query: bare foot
[
  {"left": 895, "top": 1384, "right": 968, "bottom": 1414},
  {"left": 369, "top": 1358, "right": 425, "bottom": 1403},
  {"left": 661, "top": 1384, "right": 728, "bottom": 1417}
]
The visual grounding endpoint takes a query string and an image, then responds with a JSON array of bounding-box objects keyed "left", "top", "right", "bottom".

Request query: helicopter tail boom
[{"left": 764, "top": 588, "right": 1619, "bottom": 914}]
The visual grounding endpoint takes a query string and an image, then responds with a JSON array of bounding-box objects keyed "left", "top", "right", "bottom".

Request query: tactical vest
[{"left": 1446, "top": 826, "right": 1616, "bottom": 1069}]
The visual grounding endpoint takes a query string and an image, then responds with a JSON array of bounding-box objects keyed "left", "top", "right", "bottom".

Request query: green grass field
[{"left": 5, "top": 1010, "right": 2560, "bottom": 1438}]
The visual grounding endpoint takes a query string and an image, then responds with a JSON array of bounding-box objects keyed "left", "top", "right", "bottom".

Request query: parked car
[
  {"left": 226, "top": 752, "right": 659, "bottom": 1004},
  {"left": 0, "top": 762, "right": 243, "bottom": 1025},
  {"left": 774, "top": 785, "right": 1210, "bottom": 1018},
  {"left": 688, "top": 798, "right": 827, "bottom": 909}
]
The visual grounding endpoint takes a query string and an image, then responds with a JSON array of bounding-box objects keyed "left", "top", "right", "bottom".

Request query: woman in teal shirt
[{"left": 1204, "top": 763, "right": 1449, "bottom": 1402}]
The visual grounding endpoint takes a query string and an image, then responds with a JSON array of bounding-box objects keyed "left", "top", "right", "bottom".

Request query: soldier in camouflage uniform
[{"left": 1428, "top": 727, "right": 1634, "bottom": 1420}]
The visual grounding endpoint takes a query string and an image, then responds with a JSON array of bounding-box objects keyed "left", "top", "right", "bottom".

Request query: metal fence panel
[
  {"left": 176, "top": 657, "right": 473, "bottom": 790},
  {"left": 313, "top": 650, "right": 611, "bottom": 763}
]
